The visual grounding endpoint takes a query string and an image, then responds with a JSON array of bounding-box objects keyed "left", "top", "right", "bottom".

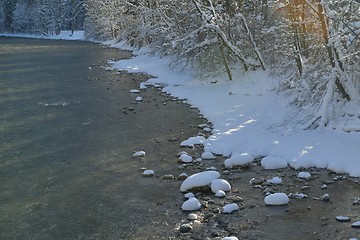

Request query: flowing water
[{"left": 0, "top": 37, "right": 204, "bottom": 239}]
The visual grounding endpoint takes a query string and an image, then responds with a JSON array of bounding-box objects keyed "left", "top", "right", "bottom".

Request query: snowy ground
[
  {"left": 109, "top": 45, "right": 360, "bottom": 178},
  {"left": 3, "top": 33, "right": 358, "bottom": 177}
]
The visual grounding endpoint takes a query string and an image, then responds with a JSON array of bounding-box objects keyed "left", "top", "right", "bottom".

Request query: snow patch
[{"left": 180, "top": 171, "right": 220, "bottom": 192}]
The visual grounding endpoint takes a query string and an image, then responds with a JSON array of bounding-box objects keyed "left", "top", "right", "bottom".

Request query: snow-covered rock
[
  {"left": 224, "top": 152, "right": 254, "bottom": 168},
  {"left": 180, "top": 171, "right": 220, "bottom": 192},
  {"left": 215, "top": 190, "right": 226, "bottom": 198},
  {"left": 184, "top": 192, "right": 195, "bottom": 199},
  {"left": 201, "top": 151, "right": 215, "bottom": 160},
  {"left": 261, "top": 156, "right": 288, "bottom": 169},
  {"left": 336, "top": 216, "right": 351, "bottom": 222},
  {"left": 181, "top": 198, "right": 201, "bottom": 211},
  {"left": 132, "top": 151, "right": 146, "bottom": 157},
  {"left": 130, "top": 89, "right": 141, "bottom": 93},
  {"left": 188, "top": 213, "right": 198, "bottom": 220},
  {"left": 351, "top": 221, "right": 360, "bottom": 228},
  {"left": 211, "top": 179, "right": 231, "bottom": 193},
  {"left": 179, "top": 153, "right": 193, "bottom": 163},
  {"left": 223, "top": 203, "right": 239, "bottom": 213},
  {"left": 203, "top": 127, "right": 212, "bottom": 133},
  {"left": 267, "top": 176, "right": 282, "bottom": 184},
  {"left": 264, "top": 193, "right": 289, "bottom": 206},
  {"left": 143, "top": 170, "right": 154, "bottom": 177},
  {"left": 136, "top": 96, "right": 143, "bottom": 101},
  {"left": 180, "top": 136, "right": 206, "bottom": 147},
  {"left": 297, "top": 172, "right": 311, "bottom": 179},
  {"left": 222, "top": 237, "right": 239, "bottom": 240},
  {"left": 178, "top": 173, "right": 188, "bottom": 180},
  {"left": 288, "top": 193, "right": 308, "bottom": 199}
]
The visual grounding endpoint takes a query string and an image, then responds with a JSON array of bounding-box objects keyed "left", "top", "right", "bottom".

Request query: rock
[
  {"left": 179, "top": 224, "right": 192, "bottom": 233},
  {"left": 142, "top": 170, "right": 154, "bottom": 177},
  {"left": 162, "top": 174, "right": 175, "bottom": 180},
  {"left": 249, "top": 177, "right": 264, "bottom": 185},
  {"left": 351, "top": 221, "right": 360, "bottom": 228},
  {"left": 336, "top": 216, "right": 351, "bottom": 222},
  {"left": 132, "top": 151, "right": 146, "bottom": 157},
  {"left": 215, "top": 190, "right": 226, "bottom": 198},
  {"left": 297, "top": 172, "right": 311, "bottom": 179},
  {"left": 264, "top": 193, "right": 289, "bottom": 206},
  {"left": 178, "top": 173, "right": 188, "bottom": 180},
  {"left": 181, "top": 198, "right": 201, "bottom": 211},
  {"left": 184, "top": 192, "right": 195, "bottom": 199},
  {"left": 203, "top": 127, "right": 212, "bottom": 133},
  {"left": 130, "top": 89, "right": 141, "bottom": 93},
  {"left": 187, "top": 213, "right": 198, "bottom": 220},
  {"left": 321, "top": 193, "right": 330, "bottom": 202},
  {"left": 179, "top": 153, "right": 193, "bottom": 163},
  {"left": 321, "top": 184, "right": 328, "bottom": 190},
  {"left": 180, "top": 171, "right": 220, "bottom": 192},
  {"left": 226, "top": 196, "right": 243, "bottom": 202},
  {"left": 135, "top": 96, "right": 143, "bottom": 101},
  {"left": 301, "top": 186, "right": 311, "bottom": 190},
  {"left": 223, "top": 203, "right": 239, "bottom": 213},
  {"left": 211, "top": 179, "right": 231, "bottom": 193},
  {"left": 267, "top": 176, "right": 282, "bottom": 184},
  {"left": 222, "top": 237, "right": 239, "bottom": 240},
  {"left": 288, "top": 193, "right": 308, "bottom": 199},
  {"left": 263, "top": 187, "right": 274, "bottom": 194}
]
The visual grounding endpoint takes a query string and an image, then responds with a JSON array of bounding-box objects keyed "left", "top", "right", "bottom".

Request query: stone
[
  {"left": 336, "top": 216, "right": 351, "bottom": 222},
  {"left": 187, "top": 213, "right": 198, "bottom": 220},
  {"left": 179, "top": 224, "right": 192, "bottom": 233},
  {"left": 162, "top": 174, "right": 175, "bottom": 180},
  {"left": 321, "top": 194, "right": 330, "bottom": 202},
  {"left": 142, "top": 170, "right": 155, "bottom": 177}
]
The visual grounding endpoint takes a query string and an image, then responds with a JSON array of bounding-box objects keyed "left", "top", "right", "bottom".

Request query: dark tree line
[{"left": 0, "top": 0, "right": 85, "bottom": 35}]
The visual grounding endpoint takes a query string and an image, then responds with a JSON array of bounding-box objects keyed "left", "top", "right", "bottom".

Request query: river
[{"left": 0, "top": 37, "right": 205, "bottom": 239}]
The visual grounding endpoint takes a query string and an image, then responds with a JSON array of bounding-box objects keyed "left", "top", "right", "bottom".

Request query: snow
[
  {"left": 297, "top": 172, "right": 311, "bottom": 179},
  {"left": 223, "top": 203, "right": 239, "bottom": 213},
  {"left": 108, "top": 43, "right": 360, "bottom": 177},
  {"left": 180, "top": 171, "right": 220, "bottom": 192},
  {"left": 181, "top": 198, "right": 201, "bottom": 211},
  {"left": 264, "top": 193, "right": 289, "bottom": 206},
  {"left": 261, "top": 156, "right": 288, "bottom": 169},
  {"left": 210, "top": 179, "right": 231, "bottom": 193},
  {"left": 224, "top": 152, "right": 255, "bottom": 168},
  {"left": 201, "top": 151, "right": 215, "bottom": 160},
  {"left": 184, "top": 192, "right": 195, "bottom": 199},
  {"left": 130, "top": 89, "right": 141, "bottom": 93},
  {"left": 136, "top": 96, "right": 143, "bottom": 102},
  {"left": 180, "top": 136, "right": 206, "bottom": 147}
]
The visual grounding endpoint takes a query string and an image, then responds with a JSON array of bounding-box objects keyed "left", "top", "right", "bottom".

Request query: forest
[{"left": 1, "top": 0, "right": 359, "bottom": 129}]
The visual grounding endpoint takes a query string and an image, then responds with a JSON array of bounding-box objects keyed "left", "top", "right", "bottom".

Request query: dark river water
[{"left": 0, "top": 37, "right": 204, "bottom": 239}]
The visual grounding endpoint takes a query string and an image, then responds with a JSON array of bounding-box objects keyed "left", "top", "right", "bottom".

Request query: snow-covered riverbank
[{"left": 109, "top": 44, "right": 360, "bottom": 178}]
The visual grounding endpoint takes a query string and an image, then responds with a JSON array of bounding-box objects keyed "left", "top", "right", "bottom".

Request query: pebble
[
  {"left": 351, "top": 221, "right": 360, "bottom": 228},
  {"left": 187, "top": 213, "right": 198, "bottom": 220},
  {"left": 223, "top": 203, "right": 239, "bottom": 213},
  {"left": 321, "top": 184, "right": 328, "bottom": 190},
  {"left": 335, "top": 216, "right": 351, "bottom": 222},
  {"left": 132, "top": 151, "right": 146, "bottom": 157},
  {"left": 142, "top": 170, "right": 155, "bottom": 177},
  {"left": 249, "top": 177, "right": 264, "bottom": 185},
  {"left": 179, "top": 224, "right": 192, "bottom": 233},
  {"left": 178, "top": 173, "right": 188, "bottom": 180},
  {"left": 321, "top": 193, "right": 330, "bottom": 202},
  {"left": 162, "top": 174, "right": 175, "bottom": 180},
  {"left": 226, "top": 196, "right": 244, "bottom": 202}
]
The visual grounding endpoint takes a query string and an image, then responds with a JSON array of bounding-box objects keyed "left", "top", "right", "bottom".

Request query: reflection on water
[{"left": 0, "top": 37, "right": 202, "bottom": 239}]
